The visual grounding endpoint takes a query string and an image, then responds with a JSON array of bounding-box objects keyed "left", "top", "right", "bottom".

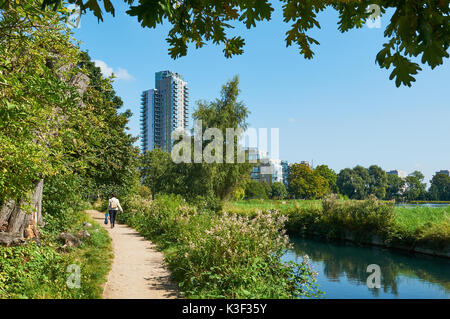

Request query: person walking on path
[{"left": 107, "top": 193, "right": 123, "bottom": 229}]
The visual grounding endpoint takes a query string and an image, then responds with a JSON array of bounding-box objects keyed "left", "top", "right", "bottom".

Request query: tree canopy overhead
[{"left": 25, "top": 0, "right": 450, "bottom": 87}]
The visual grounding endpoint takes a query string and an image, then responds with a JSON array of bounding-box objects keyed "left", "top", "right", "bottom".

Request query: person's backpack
[{"left": 110, "top": 198, "right": 118, "bottom": 209}]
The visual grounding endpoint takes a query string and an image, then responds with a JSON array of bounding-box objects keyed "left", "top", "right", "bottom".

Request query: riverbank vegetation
[
  {"left": 117, "top": 194, "right": 322, "bottom": 298},
  {"left": 0, "top": 208, "right": 112, "bottom": 298},
  {"left": 225, "top": 197, "right": 450, "bottom": 253}
]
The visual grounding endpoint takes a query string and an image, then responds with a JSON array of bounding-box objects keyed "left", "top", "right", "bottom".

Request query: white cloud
[
  {"left": 288, "top": 117, "right": 296, "bottom": 123},
  {"left": 94, "top": 60, "right": 134, "bottom": 81},
  {"left": 94, "top": 60, "right": 113, "bottom": 77},
  {"left": 115, "top": 67, "right": 134, "bottom": 81}
]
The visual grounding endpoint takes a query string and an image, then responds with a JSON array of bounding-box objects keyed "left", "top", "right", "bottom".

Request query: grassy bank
[
  {"left": 407, "top": 201, "right": 450, "bottom": 205},
  {"left": 117, "top": 194, "right": 322, "bottom": 298},
  {"left": 0, "top": 209, "right": 112, "bottom": 299},
  {"left": 223, "top": 199, "right": 321, "bottom": 214},
  {"left": 224, "top": 197, "right": 450, "bottom": 253}
]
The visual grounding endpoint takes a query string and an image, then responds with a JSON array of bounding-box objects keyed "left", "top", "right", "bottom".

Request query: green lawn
[{"left": 223, "top": 199, "right": 322, "bottom": 214}]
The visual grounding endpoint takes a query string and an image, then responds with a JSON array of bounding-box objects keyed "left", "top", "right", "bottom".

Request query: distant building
[
  {"left": 140, "top": 70, "right": 189, "bottom": 153},
  {"left": 247, "top": 147, "right": 268, "bottom": 163},
  {"left": 245, "top": 147, "right": 283, "bottom": 185},
  {"left": 436, "top": 170, "right": 450, "bottom": 176},
  {"left": 387, "top": 170, "right": 407, "bottom": 179},
  {"left": 281, "top": 160, "right": 290, "bottom": 188}
]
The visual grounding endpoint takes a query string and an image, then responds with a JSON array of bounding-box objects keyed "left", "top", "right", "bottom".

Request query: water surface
[
  {"left": 395, "top": 203, "right": 450, "bottom": 208},
  {"left": 283, "top": 237, "right": 450, "bottom": 299}
]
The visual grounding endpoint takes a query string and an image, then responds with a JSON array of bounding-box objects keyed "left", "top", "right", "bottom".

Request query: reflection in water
[{"left": 284, "top": 237, "right": 450, "bottom": 299}]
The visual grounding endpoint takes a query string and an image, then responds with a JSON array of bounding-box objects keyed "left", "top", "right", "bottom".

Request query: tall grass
[
  {"left": 223, "top": 199, "right": 321, "bottom": 215},
  {"left": 391, "top": 206, "right": 450, "bottom": 248},
  {"left": 225, "top": 197, "right": 450, "bottom": 251}
]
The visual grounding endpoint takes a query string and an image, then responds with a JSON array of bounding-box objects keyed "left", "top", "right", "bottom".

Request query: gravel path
[{"left": 87, "top": 210, "right": 179, "bottom": 299}]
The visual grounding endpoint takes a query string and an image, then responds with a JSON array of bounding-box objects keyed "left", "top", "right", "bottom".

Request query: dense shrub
[
  {"left": 0, "top": 211, "right": 111, "bottom": 299},
  {"left": 118, "top": 194, "right": 322, "bottom": 298},
  {"left": 2, "top": 174, "right": 112, "bottom": 299},
  {"left": 41, "top": 174, "right": 90, "bottom": 236},
  {"left": 271, "top": 182, "right": 288, "bottom": 200},
  {"left": 321, "top": 194, "right": 395, "bottom": 234},
  {"left": 245, "top": 180, "right": 268, "bottom": 199},
  {"left": 173, "top": 211, "right": 321, "bottom": 298},
  {"left": 0, "top": 244, "right": 71, "bottom": 298}
]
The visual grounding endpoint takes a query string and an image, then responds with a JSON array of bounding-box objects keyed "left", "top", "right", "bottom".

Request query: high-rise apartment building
[
  {"left": 281, "top": 160, "right": 290, "bottom": 188},
  {"left": 140, "top": 70, "right": 189, "bottom": 152}
]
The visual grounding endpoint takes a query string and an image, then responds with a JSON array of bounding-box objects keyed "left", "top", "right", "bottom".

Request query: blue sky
[{"left": 72, "top": 2, "right": 449, "bottom": 186}]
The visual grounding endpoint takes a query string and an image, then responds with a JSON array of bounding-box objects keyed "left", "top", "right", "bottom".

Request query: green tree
[
  {"left": 352, "top": 165, "right": 370, "bottom": 199},
  {"left": 386, "top": 174, "right": 406, "bottom": 201},
  {"left": 77, "top": 51, "right": 140, "bottom": 198},
  {"left": 337, "top": 166, "right": 370, "bottom": 199},
  {"left": 189, "top": 75, "right": 253, "bottom": 201},
  {"left": 337, "top": 168, "right": 356, "bottom": 199},
  {"left": 428, "top": 173, "right": 450, "bottom": 201},
  {"left": 0, "top": 1, "right": 81, "bottom": 203},
  {"left": 0, "top": 1, "right": 140, "bottom": 242},
  {"left": 244, "top": 180, "right": 268, "bottom": 200},
  {"left": 38, "top": 0, "right": 449, "bottom": 87},
  {"left": 368, "top": 165, "right": 388, "bottom": 199},
  {"left": 0, "top": 1, "right": 87, "bottom": 242},
  {"left": 261, "top": 181, "right": 272, "bottom": 199},
  {"left": 404, "top": 171, "right": 427, "bottom": 201},
  {"left": 271, "top": 182, "right": 288, "bottom": 200},
  {"left": 314, "top": 165, "right": 337, "bottom": 194},
  {"left": 140, "top": 148, "right": 179, "bottom": 196},
  {"left": 289, "top": 163, "right": 327, "bottom": 199}
]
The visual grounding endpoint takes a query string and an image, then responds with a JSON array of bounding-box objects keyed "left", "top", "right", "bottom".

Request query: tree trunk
[{"left": 0, "top": 179, "right": 44, "bottom": 246}]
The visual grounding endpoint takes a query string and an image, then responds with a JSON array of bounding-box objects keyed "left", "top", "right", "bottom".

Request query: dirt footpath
[{"left": 86, "top": 210, "right": 179, "bottom": 299}]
